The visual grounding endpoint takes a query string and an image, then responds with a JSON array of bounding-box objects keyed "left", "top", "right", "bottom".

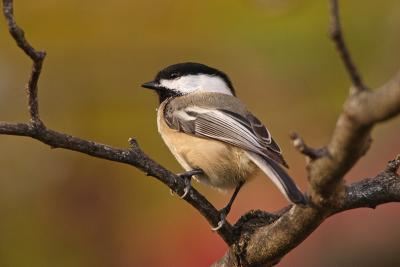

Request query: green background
[{"left": 1, "top": 0, "right": 399, "bottom": 266}]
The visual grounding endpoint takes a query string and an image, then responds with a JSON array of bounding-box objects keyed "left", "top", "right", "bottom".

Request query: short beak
[{"left": 141, "top": 80, "right": 161, "bottom": 90}]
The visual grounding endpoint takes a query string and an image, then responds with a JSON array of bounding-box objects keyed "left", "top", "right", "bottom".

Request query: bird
[{"left": 142, "top": 62, "right": 306, "bottom": 230}]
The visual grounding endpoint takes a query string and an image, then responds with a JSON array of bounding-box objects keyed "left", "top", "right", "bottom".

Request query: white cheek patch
[{"left": 160, "top": 74, "right": 233, "bottom": 95}]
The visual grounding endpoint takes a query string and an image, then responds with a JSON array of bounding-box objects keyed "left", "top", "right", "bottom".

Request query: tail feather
[{"left": 246, "top": 152, "right": 306, "bottom": 205}]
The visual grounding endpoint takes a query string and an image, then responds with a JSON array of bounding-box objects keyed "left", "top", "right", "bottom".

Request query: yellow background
[{"left": 1, "top": 0, "right": 400, "bottom": 266}]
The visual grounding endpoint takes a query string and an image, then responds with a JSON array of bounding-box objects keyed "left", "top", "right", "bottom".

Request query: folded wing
[{"left": 165, "top": 105, "right": 306, "bottom": 204}]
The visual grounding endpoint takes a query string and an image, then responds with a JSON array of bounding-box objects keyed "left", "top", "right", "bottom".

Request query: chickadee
[{"left": 142, "top": 62, "right": 306, "bottom": 229}]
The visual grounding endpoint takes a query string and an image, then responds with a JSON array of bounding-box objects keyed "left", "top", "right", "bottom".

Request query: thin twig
[
  {"left": 2, "top": 0, "right": 400, "bottom": 266},
  {"left": 290, "top": 132, "right": 328, "bottom": 160},
  {"left": 2, "top": 0, "right": 42, "bottom": 60},
  {"left": 2, "top": 0, "right": 46, "bottom": 124},
  {"left": 26, "top": 54, "right": 45, "bottom": 125},
  {"left": 329, "top": 0, "right": 366, "bottom": 91}
]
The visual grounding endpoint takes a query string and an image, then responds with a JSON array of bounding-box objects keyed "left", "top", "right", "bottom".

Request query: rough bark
[{"left": 1, "top": 0, "right": 399, "bottom": 266}]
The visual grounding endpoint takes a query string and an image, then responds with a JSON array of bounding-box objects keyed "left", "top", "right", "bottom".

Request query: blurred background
[{"left": 1, "top": 0, "right": 399, "bottom": 266}]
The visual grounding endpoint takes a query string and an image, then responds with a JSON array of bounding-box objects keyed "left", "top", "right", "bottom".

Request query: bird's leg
[
  {"left": 212, "top": 181, "right": 245, "bottom": 231},
  {"left": 175, "top": 168, "right": 203, "bottom": 198}
]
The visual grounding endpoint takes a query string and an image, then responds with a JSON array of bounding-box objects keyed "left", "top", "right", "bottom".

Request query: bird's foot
[
  {"left": 171, "top": 168, "right": 203, "bottom": 199},
  {"left": 211, "top": 206, "right": 230, "bottom": 231},
  {"left": 211, "top": 181, "right": 244, "bottom": 231}
]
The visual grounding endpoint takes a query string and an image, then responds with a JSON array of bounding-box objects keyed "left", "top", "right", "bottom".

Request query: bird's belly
[{"left": 158, "top": 118, "right": 257, "bottom": 190}]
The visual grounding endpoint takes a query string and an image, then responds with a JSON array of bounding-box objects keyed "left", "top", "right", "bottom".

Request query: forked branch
[{"left": 1, "top": 0, "right": 400, "bottom": 266}]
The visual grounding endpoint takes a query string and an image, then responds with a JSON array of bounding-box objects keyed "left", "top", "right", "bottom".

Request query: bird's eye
[{"left": 170, "top": 73, "right": 179, "bottom": 79}]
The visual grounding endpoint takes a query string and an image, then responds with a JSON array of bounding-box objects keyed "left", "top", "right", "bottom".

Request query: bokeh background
[{"left": 1, "top": 0, "right": 400, "bottom": 266}]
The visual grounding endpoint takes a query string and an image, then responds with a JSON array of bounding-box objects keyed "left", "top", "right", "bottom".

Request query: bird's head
[{"left": 142, "top": 62, "right": 235, "bottom": 103}]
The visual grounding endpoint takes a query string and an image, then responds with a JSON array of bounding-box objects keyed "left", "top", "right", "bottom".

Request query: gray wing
[
  {"left": 165, "top": 105, "right": 306, "bottom": 204},
  {"left": 165, "top": 106, "right": 288, "bottom": 168}
]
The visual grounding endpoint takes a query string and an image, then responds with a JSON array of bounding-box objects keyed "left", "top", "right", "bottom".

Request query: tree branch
[
  {"left": 214, "top": 156, "right": 400, "bottom": 266},
  {"left": 337, "top": 155, "right": 400, "bottom": 212},
  {"left": 329, "top": 0, "right": 366, "bottom": 91},
  {"left": 0, "top": 121, "right": 236, "bottom": 243},
  {"left": 0, "top": 0, "right": 235, "bottom": 245},
  {"left": 2, "top": 0, "right": 46, "bottom": 124},
  {"left": 290, "top": 132, "right": 328, "bottom": 160},
  {"left": 212, "top": 0, "right": 400, "bottom": 265},
  {"left": 2, "top": 0, "right": 400, "bottom": 266}
]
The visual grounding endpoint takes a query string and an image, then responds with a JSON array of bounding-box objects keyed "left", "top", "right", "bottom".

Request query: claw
[
  {"left": 176, "top": 171, "right": 193, "bottom": 198},
  {"left": 170, "top": 186, "right": 189, "bottom": 198},
  {"left": 212, "top": 211, "right": 227, "bottom": 231},
  {"left": 211, "top": 219, "right": 225, "bottom": 231},
  {"left": 211, "top": 181, "right": 244, "bottom": 231},
  {"left": 169, "top": 189, "right": 175, "bottom": 196},
  {"left": 175, "top": 168, "right": 203, "bottom": 199},
  {"left": 180, "top": 185, "right": 190, "bottom": 199}
]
